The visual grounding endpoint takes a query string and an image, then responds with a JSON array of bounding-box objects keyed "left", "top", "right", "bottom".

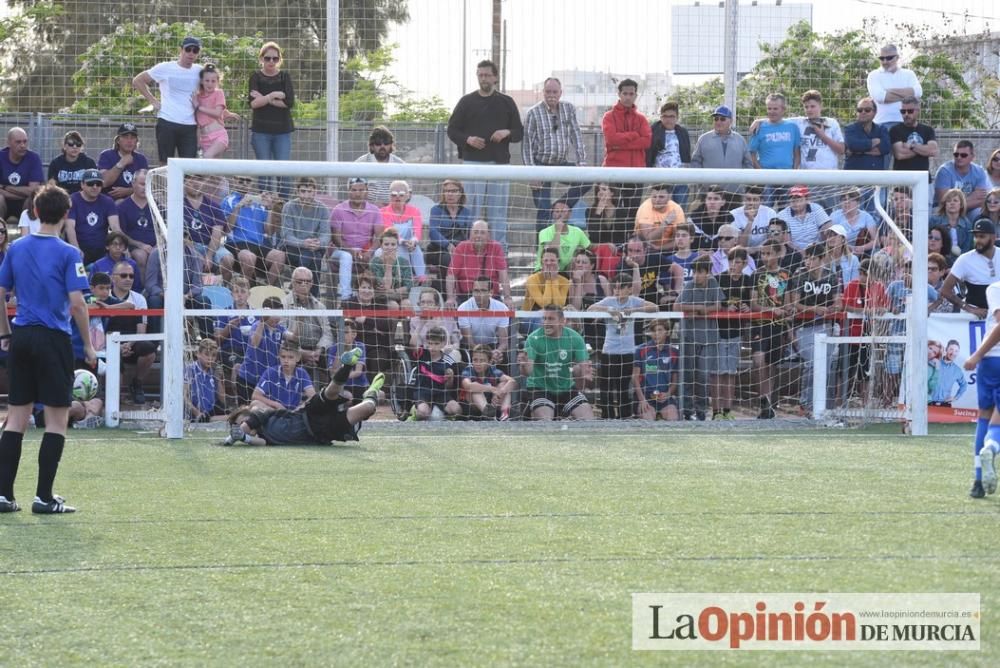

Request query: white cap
[{"left": 825, "top": 224, "right": 848, "bottom": 238}]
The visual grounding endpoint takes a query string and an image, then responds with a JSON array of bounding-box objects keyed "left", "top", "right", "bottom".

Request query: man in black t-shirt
[
  {"left": 889, "top": 96, "right": 939, "bottom": 171},
  {"left": 787, "top": 243, "right": 842, "bottom": 414},
  {"left": 616, "top": 236, "right": 683, "bottom": 308}
]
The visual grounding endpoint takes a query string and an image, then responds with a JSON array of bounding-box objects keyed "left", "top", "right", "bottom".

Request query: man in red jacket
[{"left": 602, "top": 79, "right": 652, "bottom": 223}]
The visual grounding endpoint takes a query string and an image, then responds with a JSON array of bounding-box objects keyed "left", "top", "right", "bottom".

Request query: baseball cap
[
  {"left": 82, "top": 169, "right": 103, "bottom": 184},
  {"left": 712, "top": 105, "right": 733, "bottom": 119},
  {"left": 972, "top": 218, "right": 996, "bottom": 235},
  {"left": 789, "top": 185, "right": 809, "bottom": 198},
  {"left": 181, "top": 36, "right": 202, "bottom": 49},
  {"left": 348, "top": 177, "right": 368, "bottom": 186},
  {"left": 825, "top": 224, "right": 848, "bottom": 238},
  {"left": 117, "top": 122, "right": 138, "bottom": 137}
]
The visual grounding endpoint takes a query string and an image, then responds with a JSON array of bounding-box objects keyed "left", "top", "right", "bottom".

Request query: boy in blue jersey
[
  {"left": 235, "top": 296, "right": 288, "bottom": 403},
  {"left": 326, "top": 319, "right": 370, "bottom": 401},
  {"left": 224, "top": 349, "right": 384, "bottom": 446},
  {"left": 184, "top": 338, "right": 226, "bottom": 422},
  {"left": 632, "top": 319, "right": 680, "bottom": 421},
  {"left": 461, "top": 344, "right": 516, "bottom": 420},
  {"left": 411, "top": 326, "right": 461, "bottom": 420},
  {"left": 0, "top": 184, "right": 97, "bottom": 514},
  {"left": 963, "top": 280, "right": 1000, "bottom": 498},
  {"left": 251, "top": 342, "right": 316, "bottom": 410}
]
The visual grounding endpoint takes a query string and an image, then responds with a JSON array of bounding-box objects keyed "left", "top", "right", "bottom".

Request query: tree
[
  {"left": 1, "top": 0, "right": 409, "bottom": 112},
  {"left": 668, "top": 21, "right": 985, "bottom": 130}
]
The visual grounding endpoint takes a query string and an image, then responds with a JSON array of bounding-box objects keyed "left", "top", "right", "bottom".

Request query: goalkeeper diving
[{"left": 223, "top": 347, "right": 383, "bottom": 446}]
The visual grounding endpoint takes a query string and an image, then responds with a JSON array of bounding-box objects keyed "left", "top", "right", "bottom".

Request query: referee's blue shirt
[{"left": 0, "top": 234, "right": 88, "bottom": 335}]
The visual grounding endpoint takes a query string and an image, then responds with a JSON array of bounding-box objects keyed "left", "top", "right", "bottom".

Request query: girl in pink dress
[{"left": 192, "top": 64, "right": 240, "bottom": 158}]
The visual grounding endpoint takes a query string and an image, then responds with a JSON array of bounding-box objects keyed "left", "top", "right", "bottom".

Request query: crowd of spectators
[{"left": 0, "top": 42, "right": 986, "bottom": 422}]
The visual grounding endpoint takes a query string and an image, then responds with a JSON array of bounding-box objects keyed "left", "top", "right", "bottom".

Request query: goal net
[{"left": 146, "top": 159, "right": 929, "bottom": 438}]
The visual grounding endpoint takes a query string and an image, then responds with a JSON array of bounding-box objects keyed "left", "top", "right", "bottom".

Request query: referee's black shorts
[{"left": 8, "top": 325, "right": 74, "bottom": 407}]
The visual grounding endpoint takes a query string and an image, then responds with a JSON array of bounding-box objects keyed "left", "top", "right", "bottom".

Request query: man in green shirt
[
  {"left": 535, "top": 199, "right": 591, "bottom": 270},
  {"left": 520, "top": 304, "right": 594, "bottom": 420}
]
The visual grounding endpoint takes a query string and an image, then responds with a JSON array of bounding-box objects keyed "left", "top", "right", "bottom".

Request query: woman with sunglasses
[
  {"left": 985, "top": 149, "right": 1000, "bottom": 190},
  {"left": 249, "top": 41, "right": 295, "bottom": 199},
  {"left": 46, "top": 131, "right": 96, "bottom": 194},
  {"left": 982, "top": 188, "right": 1000, "bottom": 229},
  {"left": 927, "top": 224, "right": 955, "bottom": 268},
  {"left": 929, "top": 188, "right": 972, "bottom": 256}
]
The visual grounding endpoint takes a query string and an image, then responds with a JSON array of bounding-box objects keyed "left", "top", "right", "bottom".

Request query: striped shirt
[
  {"left": 521, "top": 100, "right": 586, "bottom": 166},
  {"left": 777, "top": 203, "right": 830, "bottom": 250}
]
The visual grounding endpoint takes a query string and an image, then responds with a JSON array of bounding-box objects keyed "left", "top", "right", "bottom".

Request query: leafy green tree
[
  {"left": 669, "top": 21, "right": 985, "bottom": 130},
  {"left": 1, "top": 0, "right": 409, "bottom": 112}
]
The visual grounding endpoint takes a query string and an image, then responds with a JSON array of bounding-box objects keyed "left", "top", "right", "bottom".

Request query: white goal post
[{"left": 158, "top": 158, "right": 929, "bottom": 438}]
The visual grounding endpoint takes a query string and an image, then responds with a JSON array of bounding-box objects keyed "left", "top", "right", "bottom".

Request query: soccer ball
[{"left": 72, "top": 369, "right": 99, "bottom": 402}]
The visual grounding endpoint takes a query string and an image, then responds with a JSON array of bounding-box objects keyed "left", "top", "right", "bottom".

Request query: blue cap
[{"left": 712, "top": 105, "right": 733, "bottom": 119}]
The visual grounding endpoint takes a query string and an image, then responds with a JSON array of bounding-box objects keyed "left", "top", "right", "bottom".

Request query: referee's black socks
[
  {"left": 0, "top": 430, "right": 24, "bottom": 499},
  {"left": 36, "top": 432, "right": 65, "bottom": 503}
]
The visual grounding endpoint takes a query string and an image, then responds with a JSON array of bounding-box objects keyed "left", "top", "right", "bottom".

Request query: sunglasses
[
  {"left": 712, "top": 115, "right": 728, "bottom": 121},
  {"left": 262, "top": 55, "right": 280, "bottom": 62},
  {"left": 184, "top": 46, "right": 200, "bottom": 54},
  {"left": 878, "top": 55, "right": 897, "bottom": 61},
  {"left": 856, "top": 107, "right": 873, "bottom": 113},
  {"left": 718, "top": 236, "right": 735, "bottom": 241},
  {"left": 84, "top": 181, "right": 103, "bottom": 186},
  {"left": 953, "top": 152, "right": 970, "bottom": 158},
  {"left": 389, "top": 190, "right": 408, "bottom": 196},
  {"left": 65, "top": 141, "right": 82, "bottom": 148},
  {"left": 900, "top": 109, "right": 917, "bottom": 115},
  {"left": 116, "top": 273, "right": 134, "bottom": 278},
  {"left": 552, "top": 118, "right": 559, "bottom": 131}
]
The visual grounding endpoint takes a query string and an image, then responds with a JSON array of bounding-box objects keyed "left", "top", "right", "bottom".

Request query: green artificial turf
[{"left": 0, "top": 424, "right": 995, "bottom": 666}]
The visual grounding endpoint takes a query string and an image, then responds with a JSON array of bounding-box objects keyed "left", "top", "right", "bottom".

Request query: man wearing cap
[
  {"left": 942, "top": 219, "right": 998, "bottom": 319},
  {"left": 65, "top": 169, "right": 123, "bottom": 265},
  {"left": 329, "top": 177, "right": 383, "bottom": 300},
  {"left": 98, "top": 123, "right": 150, "bottom": 201},
  {"left": 133, "top": 36, "right": 204, "bottom": 164},
  {"left": 690, "top": 106, "right": 753, "bottom": 193},
  {"left": 777, "top": 185, "right": 829, "bottom": 250},
  {"left": 0, "top": 127, "right": 44, "bottom": 224}
]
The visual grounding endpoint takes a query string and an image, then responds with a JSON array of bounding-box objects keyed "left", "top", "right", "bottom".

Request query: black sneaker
[
  {"left": 970, "top": 480, "right": 986, "bottom": 499},
  {"left": 31, "top": 495, "right": 76, "bottom": 514},
  {"left": 757, "top": 406, "right": 776, "bottom": 419},
  {"left": 695, "top": 411, "right": 707, "bottom": 421},
  {"left": 131, "top": 378, "right": 146, "bottom": 405},
  {"left": 0, "top": 496, "right": 20, "bottom": 513}
]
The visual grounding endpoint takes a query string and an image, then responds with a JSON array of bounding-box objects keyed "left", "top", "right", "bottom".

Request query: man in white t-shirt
[
  {"left": 866, "top": 43, "right": 922, "bottom": 169},
  {"left": 730, "top": 185, "right": 777, "bottom": 253},
  {"left": 132, "top": 36, "right": 204, "bottom": 165},
  {"left": 941, "top": 219, "right": 998, "bottom": 319},
  {"left": 457, "top": 276, "right": 510, "bottom": 366}
]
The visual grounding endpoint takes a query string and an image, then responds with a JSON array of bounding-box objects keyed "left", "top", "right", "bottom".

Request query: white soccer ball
[{"left": 72, "top": 369, "right": 99, "bottom": 402}]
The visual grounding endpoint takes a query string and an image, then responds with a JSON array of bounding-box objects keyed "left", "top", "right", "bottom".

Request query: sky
[{"left": 386, "top": 0, "right": 1000, "bottom": 105}]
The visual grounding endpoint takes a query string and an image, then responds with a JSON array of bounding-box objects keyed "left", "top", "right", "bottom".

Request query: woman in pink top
[
  {"left": 380, "top": 179, "right": 428, "bottom": 282},
  {"left": 192, "top": 63, "right": 239, "bottom": 158}
]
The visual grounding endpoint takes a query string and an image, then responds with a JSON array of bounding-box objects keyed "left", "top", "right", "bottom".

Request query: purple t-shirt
[
  {"left": 0, "top": 148, "right": 44, "bottom": 190},
  {"left": 97, "top": 149, "right": 149, "bottom": 194},
  {"left": 116, "top": 196, "right": 157, "bottom": 247},
  {"left": 69, "top": 191, "right": 118, "bottom": 253},
  {"left": 183, "top": 196, "right": 227, "bottom": 247},
  {"left": 330, "top": 201, "right": 381, "bottom": 251}
]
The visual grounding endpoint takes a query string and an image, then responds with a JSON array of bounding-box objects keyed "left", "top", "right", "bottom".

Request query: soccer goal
[{"left": 146, "top": 159, "right": 929, "bottom": 438}]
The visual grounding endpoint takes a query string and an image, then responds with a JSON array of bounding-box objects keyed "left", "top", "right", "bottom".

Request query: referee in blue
[{"left": 0, "top": 184, "right": 96, "bottom": 514}]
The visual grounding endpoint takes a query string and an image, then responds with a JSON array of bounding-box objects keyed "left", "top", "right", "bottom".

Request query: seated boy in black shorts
[{"left": 223, "top": 348, "right": 383, "bottom": 446}]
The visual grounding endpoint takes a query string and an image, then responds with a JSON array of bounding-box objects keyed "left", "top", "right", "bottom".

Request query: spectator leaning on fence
[{"left": 133, "top": 36, "right": 203, "bottom": 164}]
